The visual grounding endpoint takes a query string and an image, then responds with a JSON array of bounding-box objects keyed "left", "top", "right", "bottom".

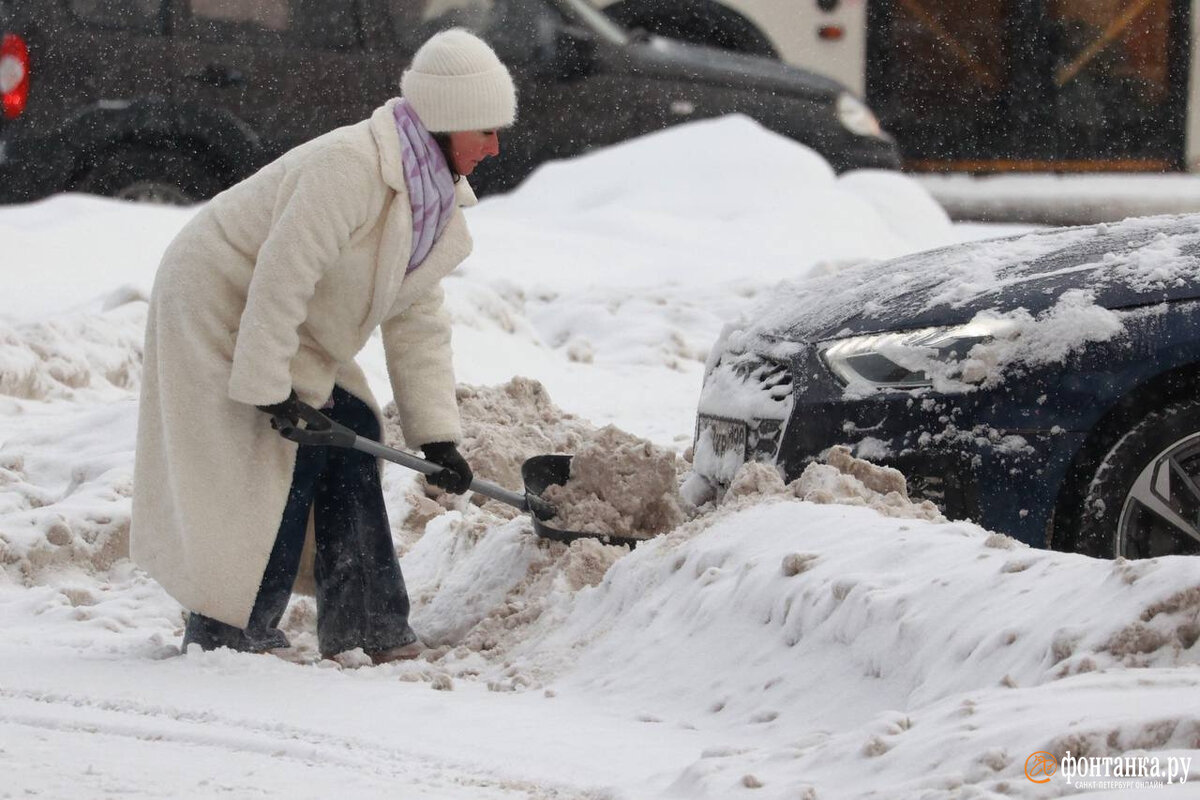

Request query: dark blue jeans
[{"left": 183, "top": 387, "right": 418, "bottom": 658}]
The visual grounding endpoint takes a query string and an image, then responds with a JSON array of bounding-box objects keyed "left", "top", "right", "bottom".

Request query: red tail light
[{"left": 0, "top": 33, "right": 29, "bottom": 119}]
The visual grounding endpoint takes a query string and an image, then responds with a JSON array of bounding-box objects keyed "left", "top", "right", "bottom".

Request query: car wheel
[
  {"left": 1076, "top": 400, "right": 1200, "bottom": 558},
  {"left": 77, "top": 146, "right": 222, "bottom": 205}
]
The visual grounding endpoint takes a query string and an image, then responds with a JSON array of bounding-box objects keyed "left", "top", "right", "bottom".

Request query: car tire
[
  {"left": 1075, "top": 400, "right": 1200, "bottom": 559},
  {"left": 77, "top": 146, "right": 223, "bottom": 205}
]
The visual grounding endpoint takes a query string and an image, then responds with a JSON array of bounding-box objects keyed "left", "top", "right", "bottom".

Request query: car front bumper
[
  {"left": 773, "top": 390, "right": 1087, "bottom": 547},
  {"left": 694, "top": 347, "right": 1088, "bottom": 547}
]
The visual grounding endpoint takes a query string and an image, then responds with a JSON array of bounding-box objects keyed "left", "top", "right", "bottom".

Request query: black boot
[{"left": 181, "top": 611, "right": 290, "bottom": 653}]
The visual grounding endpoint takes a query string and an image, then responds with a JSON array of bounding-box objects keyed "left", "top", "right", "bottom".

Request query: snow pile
[
  {"left": 788, "top": 445, "right": 944, "bottom": 521},
  {"left": 489, "top": 114, "right": 954, "bottom": 278},
  {"left": 693, "top": 444, "right": 944, "bottom": 523},
  {"left": 381, "top": 376, "right": 591, "bottom": 530},
  {"left": 363, "top": 420, "right": 937, "bottom": 684},
  {"left": 0, "top": 194, "right": 194, "bottom": 323},
  {"left": 451, "top": 377, "right": 594, "bottom": 498},
  {"left": 463, "top": 115, "right": 955, "bottom": 372},
  {"left": 542, "top": 426, "right": 685, "bottom": 539},
  {"left": 389, "top": 445, "right": 938, "bottom": 681},
  {"left": 341, "top": 464, "right": 1200, "bottom": 794},
  {"left": 0, "top": 402, "right": 137, "bottom": 586},
  {"left": 0, "top": 300, "right": 145, "bottom": 401},
  {"left": 492, "top": 503, "right": 1200, "bottom": 796},
  {"left": 386, "top": 378, "right": 686, "bottom": 541},
  {"left": 403, "top": 516, "right": 625, "bottom": 687}
]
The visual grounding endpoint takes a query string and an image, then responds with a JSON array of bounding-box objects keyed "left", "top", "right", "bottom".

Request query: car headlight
[
  {"left": 836, "top": 93, "right": 884, "bottom": 138},
  {"left": 820, "top": 318, "right": 1020, "bottom": 390}
]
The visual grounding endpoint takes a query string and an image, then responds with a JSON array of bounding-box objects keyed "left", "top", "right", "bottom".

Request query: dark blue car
[{"left": 692, "top": 213, "right": 1200, "bottom": 559}]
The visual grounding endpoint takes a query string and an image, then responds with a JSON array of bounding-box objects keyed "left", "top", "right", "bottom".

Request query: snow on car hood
[{"left": 753, "top": 213, "right": 1200, "bottom": 344}]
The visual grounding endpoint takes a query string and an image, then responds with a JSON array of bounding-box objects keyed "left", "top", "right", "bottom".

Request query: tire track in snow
[{"left": 0, "top": 686, "right": 592, "bottom": 799}]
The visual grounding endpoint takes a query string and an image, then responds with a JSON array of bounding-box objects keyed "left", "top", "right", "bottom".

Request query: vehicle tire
[
  {"left": 605, "top": 0, "right": 777, "bottom": 58},
  {"left": 77, "top": 146, "right": 223, "bottom": 205},
  {"left": 1075, "top": 400, "right": 1200, "bottom": 559}
]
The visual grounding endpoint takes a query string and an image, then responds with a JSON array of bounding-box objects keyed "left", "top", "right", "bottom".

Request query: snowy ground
[{"left": 3, "top": 116, "right": 1199, "bottom": 799}]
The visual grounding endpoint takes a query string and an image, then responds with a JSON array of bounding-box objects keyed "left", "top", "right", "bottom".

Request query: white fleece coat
[{"left": 131, "top": 99, "right": 474, "bottom": 628}]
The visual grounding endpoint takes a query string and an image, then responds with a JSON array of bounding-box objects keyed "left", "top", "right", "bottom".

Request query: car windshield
[
  {"left": 391, "top": 0, "right": 628, "bottom": 49},
  {"left": 551, "top": 0, "right": 628, "bottom": 44}
]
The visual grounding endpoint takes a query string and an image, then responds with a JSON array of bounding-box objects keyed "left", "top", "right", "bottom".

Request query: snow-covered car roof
[{"left": 755, "top": 213, "right": 1200, "bottom": 343}]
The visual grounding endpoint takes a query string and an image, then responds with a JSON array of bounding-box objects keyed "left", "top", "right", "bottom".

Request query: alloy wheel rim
[{"left": 1116, "top": 432, "right": 1200, "bottom": 558}]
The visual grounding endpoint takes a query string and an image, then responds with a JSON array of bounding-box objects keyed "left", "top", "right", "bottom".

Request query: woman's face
[{"left": 447, "top": 130, "right": 500, "bottom": 176}]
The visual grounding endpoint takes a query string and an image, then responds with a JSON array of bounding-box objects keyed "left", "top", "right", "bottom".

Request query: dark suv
[
  {"left": 0, "top": 0, "right": 899, "bottom": 204},
  {"left": 693, "top": 213, "right": 1200, "bottom": 560}
]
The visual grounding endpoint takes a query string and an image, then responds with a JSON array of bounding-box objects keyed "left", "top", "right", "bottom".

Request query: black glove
[
  {"left": 422, "top": 441, "right": 473, "bottom": 494},
  {"left": 256, "top": 390, "right": 303, "bottom": 425}
]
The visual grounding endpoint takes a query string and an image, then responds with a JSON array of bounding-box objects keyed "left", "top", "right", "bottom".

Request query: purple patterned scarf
[{"left": 393, "top": 99, "right": 456, "bottom": 273}]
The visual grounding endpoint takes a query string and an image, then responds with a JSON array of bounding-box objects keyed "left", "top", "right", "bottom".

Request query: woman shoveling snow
[{"left": 130, "top": 29, "right": 514, "bottom": 665}]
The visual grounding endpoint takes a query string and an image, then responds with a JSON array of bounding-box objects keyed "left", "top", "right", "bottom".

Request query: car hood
[
  {"left": 753, "top": 213, "right": 1200, "bottom": 344},
  {"left": 623, "top": 35, "right": 844, "bottom": 102}
]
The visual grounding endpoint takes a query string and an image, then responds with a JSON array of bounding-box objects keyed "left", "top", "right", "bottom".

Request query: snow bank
[
  {"left": 463, "top": 115, "right": 955, "bottom": 372},
  {"left": 0, "top": 300, "right": 145, "bottom": 401},
  {"left": 497, "top": 503, "right": 1200, "bottom": 796},
  {"left": 0, "top": 402, "right": 137, "bottom": 585},
  {"left": 0, "top": 194, "right": 195, "bottom": 323},
  {"left": 482, "top": 115, "right": 953, "bottom": 287},
  {"left": 357, "top": 432, "right": 956, "bottom": 686},
  {"left": 298, "top": 432, "right": 1199, "bottom": 795},
  {"left": 524, "top": 507, "right": 1200, "bottom": 710}
]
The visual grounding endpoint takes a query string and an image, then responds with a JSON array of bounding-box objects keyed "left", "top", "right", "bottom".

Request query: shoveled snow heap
[
  {"left": 384, "top": 378, "right": 686, "bottom": 541},
  {"left": 721, "top": 445, "right": 945, "bottom": 522},
  {"left": 541, "top": 425, "right": 685, "bottom": 539},
  {"left": 359, "top": 420, "right": 949, "bottom": 680}
]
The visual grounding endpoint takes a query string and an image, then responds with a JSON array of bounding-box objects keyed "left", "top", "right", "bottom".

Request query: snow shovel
[{"left": 271, "top": 402, "right": 642, "bottom": 548}]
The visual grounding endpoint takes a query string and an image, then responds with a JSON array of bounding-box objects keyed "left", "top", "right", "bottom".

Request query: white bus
[{"left": 597, "top": 0, "right": 1200, "bottom": 172}]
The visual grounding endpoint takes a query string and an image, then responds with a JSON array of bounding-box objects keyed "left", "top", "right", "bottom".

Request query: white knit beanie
[{"left": 400, "top": 28, "right": 517, "bottom": 133}]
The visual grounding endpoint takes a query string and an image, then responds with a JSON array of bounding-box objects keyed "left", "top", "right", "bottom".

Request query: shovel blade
[{"left": 520, "top": 455, "right": 641, "bottom": 548}]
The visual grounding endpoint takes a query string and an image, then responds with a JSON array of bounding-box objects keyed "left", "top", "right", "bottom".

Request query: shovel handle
[
  {"left": 270, "top": 403, "right": 356, "bottom": 447},
  {"left": 271, "top": 403, "right": 556, "bottom": 520},
  {"left": 351, "top": 436, "right": 539, "bottom": 512}
]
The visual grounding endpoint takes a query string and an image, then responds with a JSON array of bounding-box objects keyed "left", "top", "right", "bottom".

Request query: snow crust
[{"left": 2, "top": 117, "right": 1197, "bottom": 798}]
